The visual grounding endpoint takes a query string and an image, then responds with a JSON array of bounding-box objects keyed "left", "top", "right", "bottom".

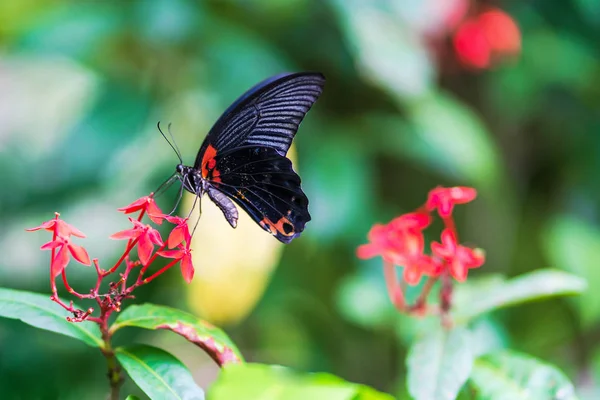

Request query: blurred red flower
[
  {"left": 431, "top": 229, "right": 485, "bottom": 282},
  {"left": 426, "top": 186, "right": 477, "bottom": 218},
  {"left": 357, "top": 212, "right": 433, "bottom": 285},
  {"left": 453, "top": 7, "right": 521, "bottom": 69}
]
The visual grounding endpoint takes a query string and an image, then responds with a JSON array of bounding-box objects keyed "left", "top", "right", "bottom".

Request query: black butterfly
[{"left": 163, "top": 72, "right": 325, "bottom": 243}]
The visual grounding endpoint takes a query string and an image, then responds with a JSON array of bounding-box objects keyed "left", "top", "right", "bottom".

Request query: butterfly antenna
[
  {"left": 157, "top": 121, "right": 183, "bottom": 163},
  {"left": 167, "top": 123, "right": 183, "bottom": 163}
]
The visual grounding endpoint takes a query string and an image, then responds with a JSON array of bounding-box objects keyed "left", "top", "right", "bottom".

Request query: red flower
[
  {"left": 426, "top": 186, "right": 477, "bottom": 218},
  {"left": 157, "top": 246, "right": 194, "bottom": 283},
  {"left": 118, "top": 195, "right": 164, "bottom": 225},
  {"left": 41, "top": 236, "right": 91, "bottom": 278},
  {"left": 478, "top": 10, "right": 521, "bottom": 55},
  {"left": 453, "top": 8, "right": 521, "bottom": 70},
  {"left": 357, "top": 216, "right": 432, "bottom": 285},
  {"left": 164, "top": 216, "right": 191, "bottom": 249},
  {"left": 389, "top": 212, "right": 432, "bottom": 232},
  {"left": 110, "top": 218, "right": 163, "bottom": 265},
  {"left": 453, "top": 20, "right": 491, "bottom": 69},
  {"left": 431, "top": 229, "right": 485, "bottom": 282},
  {"left": 27, "top": 216, "right": 86, "bottom": 238}
]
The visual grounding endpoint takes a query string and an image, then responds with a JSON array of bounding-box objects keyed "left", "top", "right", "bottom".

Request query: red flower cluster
[
  {"left": 27, "top": 216, "right": 92, "bottom": 280},
  {"left": 453, "top": 8, "right": 521, "bottom": 69},
  {"left": 358, "top": 186, "right": 485, "bottom": 285},
  {"left": 27, "top": 194, "right": 196, "bottom": 322}
]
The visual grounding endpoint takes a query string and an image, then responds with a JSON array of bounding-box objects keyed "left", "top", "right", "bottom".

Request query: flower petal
[
  {"left": 157, "top": 249, "right": 184, "bottom": 259},
  {"left": 450, "top": 186, "right": 477, "bottom": 203},
  {"left": 51, "top": 246, "right": 70, "bottom": 278},
  {"left": 110, "top": 228, "right": 140, "bottom": 240},
  {"left": 449, "top": 258, "right": 468, "bottom": 282},
  {"left": 180, "top": 253, "right": 194, "bottom": 283},
  {"left": 167, "top": 225, "right": 186, "bottom": 249},
  {"left": 57, "top": 220, "right": 86, "bottom": 238},
  {"left": 146, "top": 200, "right": 164, "bottom": 224},
  {"left": 117, "top": 196, "right": 148, "bottom": 213},
  {"left": 165, "top": 215, "right": 187, "bottom": 225},
  {"left": 403, "top": 263, "right": 423, "bottom": 285},
  {"left": 440, "top": 229, "right": 457, "bottom": 250},
  {"left": 147, "top": 228, "right": 164, "bottom": 246},
  {"left": 68, "top": 243, "right": 91, "bottom": 266},
  {"left": 390, "top": 212, "right": 432, "bottom": 231},
  {"left": 41, "top": 240, "right": 63, "bottom": 250},
  {"left": 356, "top": 244, "right": 381, "bottom": 259},
  {"left": 26, "top": 220, "right": 56, "bottom": 232},
  {"left": 137, "top": 234, "right": 154, "bottom": 266}
]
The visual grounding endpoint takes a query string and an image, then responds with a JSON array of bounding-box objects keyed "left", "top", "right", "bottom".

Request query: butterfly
[{"left": 165, "top": 72, "right": 325, "bottom": 243}]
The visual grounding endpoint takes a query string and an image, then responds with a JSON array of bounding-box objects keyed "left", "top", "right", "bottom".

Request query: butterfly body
[{"left": 175, "top": 72, "right": 325, "bottom": 243}]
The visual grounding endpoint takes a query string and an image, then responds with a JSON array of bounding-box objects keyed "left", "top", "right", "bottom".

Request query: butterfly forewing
[
  {"left": 194, "top": 72, "right": 325, "bottom": 168},
  {"left": 190, "top": 72, "right": 324, "bottom": 243}
]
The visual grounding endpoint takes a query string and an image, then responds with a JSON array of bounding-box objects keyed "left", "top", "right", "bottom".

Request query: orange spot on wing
[
  {"left": 260, "top": 216, "right": 295, "bottom": 237},
  {"left": 201, "top": 144, "right": 218, "bottom": 178},
  {"left": 201, "top": 144, "right": 221, "bottom": 183}
]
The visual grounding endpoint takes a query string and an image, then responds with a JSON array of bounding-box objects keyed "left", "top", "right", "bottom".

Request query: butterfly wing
[
  {"left": 194, "top": 72, "right": 324, "bottom": 242},
  {"left": 194, "top": 72, "right": 325, "bottom": 170},
  {"left": 205, "top": 146, "right": 310, "bottom": 243}
]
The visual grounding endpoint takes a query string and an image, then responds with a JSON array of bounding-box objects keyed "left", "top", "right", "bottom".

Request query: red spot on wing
[
  {"left": 201, "top": 144, "right": 221, "bottom": 183},
  {"left": 260, "top": 216, "right": 295, "bottom": 237},
  {"left": 201, "top": 144, "right": 218, "bottom": 178}
]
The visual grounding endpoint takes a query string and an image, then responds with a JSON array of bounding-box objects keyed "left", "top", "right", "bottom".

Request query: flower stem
[
  {"left": 50, "top": 213, "right": 59, "bottom": 294},
  {"left": 409, "top": 277, "right": 438, "bottom": 313},
  {"left": 142, "top": 258, "right": 179, "bottom": 284},
  {"left": 105, "top": 237, "right": 140, "bottom": 276},
  {"left": 384, "top": 261, "right": 407, "bottom": 312},
  {"left": 137, "top": 243, "right": 167, "bottom": 281},
  {"left": 440, "top": 271, "right": 454, "bottom": 329},
  {"left": 100, "top": 310, "right": 122, "bottom": 400}
]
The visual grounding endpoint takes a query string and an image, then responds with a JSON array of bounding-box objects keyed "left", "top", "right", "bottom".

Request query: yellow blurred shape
[{"left": 184, "top": 147, "right": 299, "bottom": 325}]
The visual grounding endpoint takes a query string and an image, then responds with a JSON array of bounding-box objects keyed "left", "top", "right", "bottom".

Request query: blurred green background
[{"left": 1, "top": 0, "right": 600, "bottom": 398}]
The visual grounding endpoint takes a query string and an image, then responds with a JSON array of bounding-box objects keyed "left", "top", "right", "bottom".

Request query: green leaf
[
  {"left": 406, "top": 327, "right": 473, "bottom": 400},
  {"left": 301, "top": 132, "right": 375, "bottom": 242},
  {"left": 543, "top": 215, "right": 600, "bottom": 326},
  {"left": 335, "top": 259, "right": 397, "bottom": 328},
  {"left": 208, "top": 363, "right": 395, "bottom": 400},
  {"left": 0, "top": 287, "right": 102, "bottom": 347},
  {"left": 453, "top": 269, "right": 586, "bottom": 323},
  {"left": 116, "top": 344, "right": 204, "bottom": 400},
  {"left": 470, "top": 350, "right": 578, "bottom": 400},
  {"left": 405, "top": 92, "right": 502, "bottom": 191},
  {"left": 125, "top": 396, "right": 141, "bottom": 400},
  {"left": 111, "top": 303, "right": 243, "bottom": 364},
  {"left": 329, "top": 0, "right": 434, "bottom": 99}
]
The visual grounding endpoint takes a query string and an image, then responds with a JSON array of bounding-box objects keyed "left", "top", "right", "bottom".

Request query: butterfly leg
[
  {"left": 190, "top": 196, "right": 203, "bottom": 237},
  {"left": 167, "top": 182, "right": 184, "bottom": 216},
  {"left": 153, "top": 173, "right": 178, "bottom": 198}
]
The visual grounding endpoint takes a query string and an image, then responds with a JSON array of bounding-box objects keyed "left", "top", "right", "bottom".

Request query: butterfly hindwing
[{"left": 206, "top": 146, "right": 310, "bottom": 243}]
